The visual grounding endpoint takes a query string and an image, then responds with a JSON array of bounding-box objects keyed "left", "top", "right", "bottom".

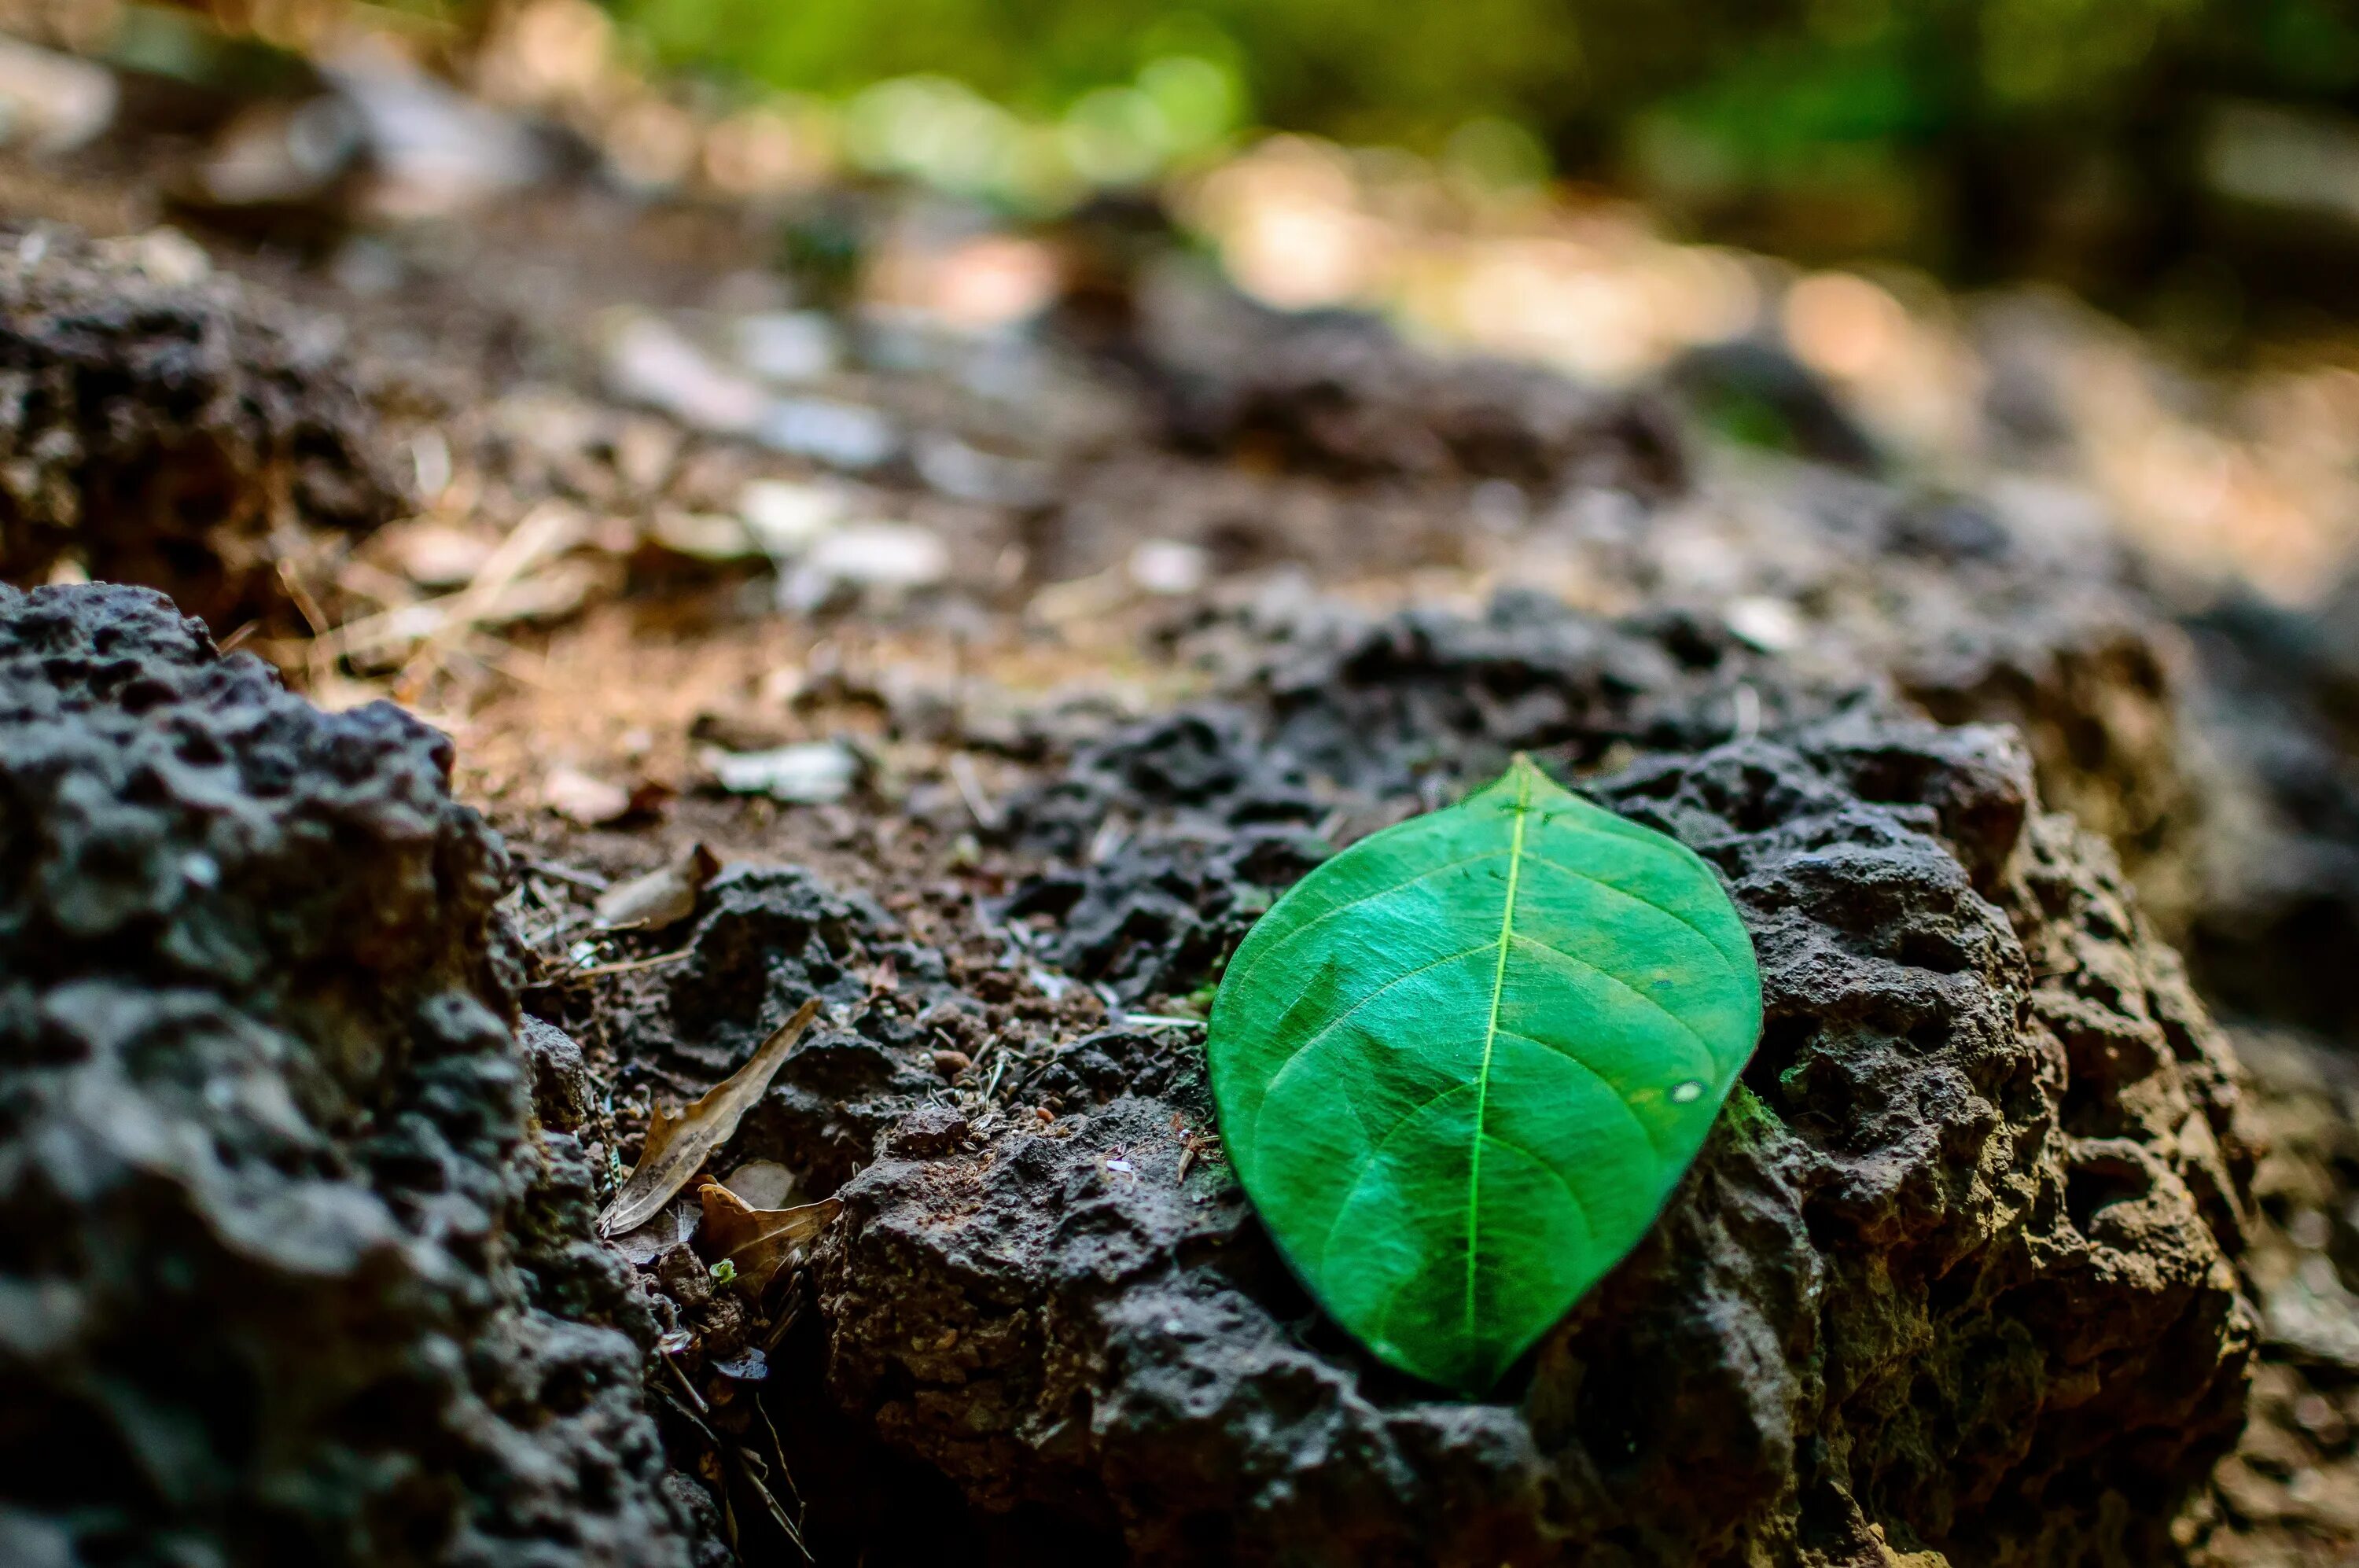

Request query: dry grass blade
[
  {"left": 598, "top": 997, "right": 823, "bottom": 1236},
  {"left": 392, "top": 499, "right": 582, "bottom": 695},
  {"left": 698, "top": 1181, "right": 842, "bottom": 1296}
]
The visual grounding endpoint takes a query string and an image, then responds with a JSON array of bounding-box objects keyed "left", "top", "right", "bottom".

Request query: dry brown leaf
[
  {"left": 597, "top": 996, "right": 823, "bottom": 1236},
  {"left": 722, "top": 1159, "right": 800, "bottom": 1209},
  {"left": 698, "top": 1180, "right": 841, "bottom": 1296},
  {"left": 594, "top": 841, "right": 720, "bottom": 929},
  {"left": 605, "top": 1193, "right": 701, "bottom": 1268}
]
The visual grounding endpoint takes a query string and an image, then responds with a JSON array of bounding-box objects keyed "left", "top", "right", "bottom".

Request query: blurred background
[
  {"left": 9, "top": 0, "right": 2359, "bottom": 606},
  {"left": 35, "top": 0, "right": 2359, "bottom": 322}
]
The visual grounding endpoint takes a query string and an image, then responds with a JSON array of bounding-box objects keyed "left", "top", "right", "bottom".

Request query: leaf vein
[
  {"left": 1226, "top": 848, "right": 1511, "bottom": 996},
  {"left": 1521, "top": 845, "right": 1750, "bottom": 981},
  {"left": 1511, "top": 931, "right": 1724, "bottom": 1069},
  {"left": 1247, "top": 938, "right": 1503, "bottom": 1150},
  {"left": 1493, "top": 1027, "right": 1671, "bottom": 1159},
  {"left": 1478, "top": 1128, "right": 1597, "bottom": 1252},
  {"left": 1310, "top": 1078, "right": 1481, "bottom": 1277},
  {"left": 1465, "top": 767, "right": 1530, "bottom": 1338}
]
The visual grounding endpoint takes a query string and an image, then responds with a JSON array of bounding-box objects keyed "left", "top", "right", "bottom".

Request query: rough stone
[
  {"left": 1139, "top": 275, "right": 1685, "bottom": 495},
  {"left": 0, "top": 226, "right": 407, "bottom": 631},
  {"left": 2182, "top": 1028, "right": 2359, "bottom": 1565},
  {"left": 802, "top": 596, "right": 2257, "bottom": 1566},
  {"left": 0, "top": 583, "right": 696, "bottom": 1567},
  {"left": 2174, "top": 592, "right": 2359, "bottom": 1040}
]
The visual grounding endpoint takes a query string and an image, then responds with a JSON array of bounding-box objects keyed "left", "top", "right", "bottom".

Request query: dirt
[{"left": 5, "top": 61, "right": 2359, "bottom": 1566}]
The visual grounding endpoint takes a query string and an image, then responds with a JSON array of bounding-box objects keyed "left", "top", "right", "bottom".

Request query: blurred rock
[
  {"left": 1138, "top": 271, "right": 1686, "bottom": 495},
  {"left": 734, "top": 309, "right": 840, "bottom": 382},
  {"left": 703, "top": 738, "right": 861, "bottom": 803},
  {"left": 780, "top": 521, "right": 948, "bottom": 609},
  {"left": 602, "top": 313, "right": 765, "bottom": 436},
  {"left": 329, "top": 52, "right": 553, "bottom": 221},
  {"left": 753, "top": 395, "right": 899, "bottom": 469},
  {"left": 0, "top": 224, "right": 407, "bottom": 633}
]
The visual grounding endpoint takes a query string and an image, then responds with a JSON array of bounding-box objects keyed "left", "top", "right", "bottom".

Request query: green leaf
[{"left": 1206, "top": 754, "right": 1763, "bottom": 1393}]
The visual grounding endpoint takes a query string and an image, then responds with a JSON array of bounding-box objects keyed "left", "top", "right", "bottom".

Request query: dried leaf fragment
[
  {"left": 722, "top": 1159, "right": 800, "bottom": 1209},
  {"left": 605, "top": 1194, "right": 701, "bottom": 1267},
  {"left": 697, "top": 1180, "right": 842, "bottom": 1295},
  {"left": 595, "top": 841, "right": 721, "bottom": 930},
  {"left": 701, "top": 739, "right": 859, "bottom": 804},
  {"left": 544, "top": 764, "right": 632, "bottom": 826},
  {"left": 598, "top": 997, "right": 823, "bottom": 1236}
]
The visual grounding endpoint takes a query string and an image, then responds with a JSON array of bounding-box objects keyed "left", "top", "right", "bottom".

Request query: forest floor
[{"left": 9, "top": 15, "right": 2359, "bottom": 1566}]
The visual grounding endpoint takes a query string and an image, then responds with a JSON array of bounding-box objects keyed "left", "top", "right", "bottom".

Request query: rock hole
[
  {"left": 1896, "top": 924, "right": 1972, "bottom": 976},
  {"left": 2066, "top": 1150, "right": 2153, "bottom": 1239}
]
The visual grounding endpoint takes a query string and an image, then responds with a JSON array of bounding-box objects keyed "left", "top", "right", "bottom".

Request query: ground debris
[
  {"left": 602, "top": 996, "right": 826, "bottom": 1235},
  {"left": 597, "top": 841, "right": 723, "bottom": 930}
]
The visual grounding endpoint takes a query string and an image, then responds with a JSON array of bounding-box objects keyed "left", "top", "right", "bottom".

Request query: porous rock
[
  {"left": 563, "top": 863, "right": 957, "bottom": 1198},
  {"left": 1139, "top": 275, "right": 1684, "bottom": 494},
  {"left": 812, "top": 598, "right": 2257, "bottom": 1565},
  {"left": 0, "top": 583, "right": 697, "bottom": 1566},
  {"left": 0, "top": 226, "right": 407, "bottom": 631},
  {"left": 2182, "top": 1028, "right": 2359, "bottom": 1563},
  {"left": 2173, "top": 592, "right": 2359, "bottom": 1040}
]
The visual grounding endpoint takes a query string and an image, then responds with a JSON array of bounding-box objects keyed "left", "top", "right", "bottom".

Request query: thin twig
[
  {"left": 521, "top": 856, "right": 612, "bottom": 892},
  {"left": 735, "top": 1450, "right": 812, "bottom": 1562},
  {"left": 754, "top": 1388, "right": 811, "bottom": 1539},
  {"left": 567, "top": 946, "right": 694, "bottom": 981},
  {"left": 662, "top": 1347, "right": 711, "bottom": 1415},
  {"left": 948, "top": 752, "right": 999, "bottom": 831}
]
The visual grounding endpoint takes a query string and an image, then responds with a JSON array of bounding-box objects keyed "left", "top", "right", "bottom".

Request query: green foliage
[
  {"left": 599, "top": 0, "right": 2359, "bottom": 274},
  {"left": 1205, "top": 756, "right": 1762, "bottom": 1393}
]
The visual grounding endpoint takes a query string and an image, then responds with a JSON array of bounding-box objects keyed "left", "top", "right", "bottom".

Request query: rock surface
[
  {"left": 2180, "top": 1027, "right": 2359, "bottom": 1563},
  {"left": 613, "top": 594, "right": 2262, "bottom": 1565},
  {"left": 2174, "top": 592, "right": 2359, "bottom": 1041},
  {"left": 0, "top": 583, "right": 695, "bottom": 1567},
  {"left": 0, "top": 227, "right": 407, "bottom": 631},
  {"left": 1138, "top": 277, "right": 1686, "bottom": 495}
]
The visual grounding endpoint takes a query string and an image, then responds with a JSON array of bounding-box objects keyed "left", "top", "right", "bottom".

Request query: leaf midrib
[{"left": 1464, "top": 764, "right": 1531, "bottom": 1338}]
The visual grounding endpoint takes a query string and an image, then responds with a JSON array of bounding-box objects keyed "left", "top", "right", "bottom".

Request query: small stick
[{"left": 566, "top": 946, "right": 694, "bottom": 981}]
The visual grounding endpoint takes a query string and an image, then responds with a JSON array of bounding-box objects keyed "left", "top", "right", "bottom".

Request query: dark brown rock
[
  {"left": 1139, "top": 272, "right": 1685, "bottom": 495},
  {"left": 0, "top": 226, "right": 407, "bottom": 632}
]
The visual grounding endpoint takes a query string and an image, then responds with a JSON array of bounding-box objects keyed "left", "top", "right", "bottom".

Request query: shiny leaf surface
[{"left": 1207, "top": 756, "right": 1762, "bottom": 1392}]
